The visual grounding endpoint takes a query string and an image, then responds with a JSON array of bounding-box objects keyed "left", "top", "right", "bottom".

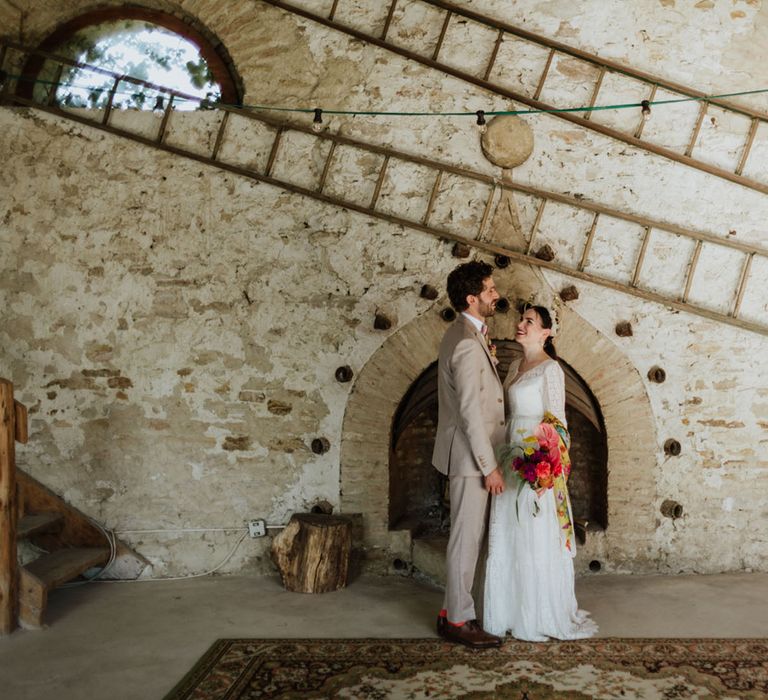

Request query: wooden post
[
  {"left": 271, "top": 514, "right": 351, "bottom": 593},
  {"left": 0, "top": 379, "right": 18, "bottom": 635}
]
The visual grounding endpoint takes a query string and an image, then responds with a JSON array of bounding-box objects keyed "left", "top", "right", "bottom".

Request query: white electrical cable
[
  {"left": 60, "top": 523, "right": 261, "bottom": 585},
  {"left": 60, "top": 516, "right": 118, "bottom": 587},
  {"left": 115, "top": 527, "right": 248, "bottom": 534},
  {"left": 93, "top": 530, "right": 249, "bottom": 583},
  {"left": 113, "top": 525, "right": 284, "bottom": 534}
]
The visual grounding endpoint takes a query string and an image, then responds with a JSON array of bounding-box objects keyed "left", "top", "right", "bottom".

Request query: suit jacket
[{"left": 432, "top": 315, "right": 505, "bottom": 477}]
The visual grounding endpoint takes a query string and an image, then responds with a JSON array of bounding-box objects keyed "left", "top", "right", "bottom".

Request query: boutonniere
[{"left": 488, "top": 343, "right": 499, "bottom": 366}]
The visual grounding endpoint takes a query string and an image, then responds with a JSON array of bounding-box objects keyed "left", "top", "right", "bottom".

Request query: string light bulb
[
  {"left": 153, "top": 95, "right": 165, "bottom": 118},
  {"left": 312, "top": 107, "right": 323, "bottom": 133},
  {"left": 0, "top": 69, "right": 7, "bottom": 91},
  {"left": 641, "top": 99, "right": 651, "bottom": 122},
  {"left": 476, "top": 109, "right": 487, "bottom": 134}
]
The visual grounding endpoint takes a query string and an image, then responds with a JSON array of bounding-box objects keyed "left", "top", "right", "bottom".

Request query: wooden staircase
[{"left": 1, "top": 378, "right": 122, "bottom": 635}]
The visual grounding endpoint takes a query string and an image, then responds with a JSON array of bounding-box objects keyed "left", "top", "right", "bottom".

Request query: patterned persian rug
[{"left": 164, "top": 638, "right": 768, "bottom": 699}]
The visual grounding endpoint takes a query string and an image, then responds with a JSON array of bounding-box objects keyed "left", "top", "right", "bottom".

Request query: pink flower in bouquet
[
  {"left": 535, "top": 422, "right": 560, "bottom": 456},
  {"left": 535, "top": 461, "right": 551, "bottom": 480},
  {"left": 534, "top": 461, "right": 553, "bottom": 489}
]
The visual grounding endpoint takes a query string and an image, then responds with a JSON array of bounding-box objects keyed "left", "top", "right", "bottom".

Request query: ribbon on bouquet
[{"left": 541, "top": 411, "right": 576, "bottom": 557}]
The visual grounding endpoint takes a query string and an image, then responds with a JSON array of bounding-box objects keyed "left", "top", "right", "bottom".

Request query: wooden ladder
[
  {"left": 1, "top": 379, "right": 110, "bottom": 635},
  {"left": 0, "top": 39, "right": 767, "bottom": 337},
  {"left": 262, "top": 0, "right": 768, "bottom": 196}
]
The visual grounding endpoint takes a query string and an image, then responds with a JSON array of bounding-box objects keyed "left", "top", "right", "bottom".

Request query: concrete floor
[{"left": 1, "top": 572, "right": 767, "bottom": 700}]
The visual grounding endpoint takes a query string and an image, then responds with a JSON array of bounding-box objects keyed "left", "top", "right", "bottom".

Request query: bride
[{"left": 483, "top": 302, "right": 597, "bottom": 642}]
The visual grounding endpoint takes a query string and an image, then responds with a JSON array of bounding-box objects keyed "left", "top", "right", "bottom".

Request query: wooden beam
[{"left": 0, "top": 379, "right": 18, "bottom": 635}]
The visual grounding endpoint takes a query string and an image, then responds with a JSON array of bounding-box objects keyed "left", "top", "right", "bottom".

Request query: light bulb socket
[
  {"left": 476, "top": 109, "right": 487, "bottom": 133},
  {"left": 312, "top": 107, "right": 323, "bottom": 132}
]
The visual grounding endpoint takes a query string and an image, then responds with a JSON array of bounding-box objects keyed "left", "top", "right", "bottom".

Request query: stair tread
[
  {"left": 24, "top": 547, "right": 110, "bottom": 589},
  {"left": 18, "top": 512, "right": 65, "bottom": 539}
]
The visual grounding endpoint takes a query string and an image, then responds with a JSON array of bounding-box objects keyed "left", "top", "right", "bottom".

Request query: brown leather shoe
[{"left": 441, "top": 619, "right": 502, "bottom": 648}]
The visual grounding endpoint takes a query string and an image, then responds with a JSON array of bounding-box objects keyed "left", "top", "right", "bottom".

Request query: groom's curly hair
[{"left": 447, "top": 260, "right": 494, "bottom": 311}]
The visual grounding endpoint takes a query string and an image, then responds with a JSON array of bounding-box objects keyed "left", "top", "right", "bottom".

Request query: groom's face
[{"left": 471, "top": 276, "right": 499, "bottom": 319}]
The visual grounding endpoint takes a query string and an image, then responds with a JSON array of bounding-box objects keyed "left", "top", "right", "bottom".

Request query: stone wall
[{"left": 1, "top": 0, "right": 767, "bottom": 576}]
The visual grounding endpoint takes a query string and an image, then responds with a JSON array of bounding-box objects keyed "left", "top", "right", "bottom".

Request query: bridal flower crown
[{"left": 520, "top": 292, "right": 561, "bottom": 337}]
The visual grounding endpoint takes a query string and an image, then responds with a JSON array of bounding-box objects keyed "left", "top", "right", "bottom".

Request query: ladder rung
[
  {"left": 533, "top": 48, "right": 555, "bottom": 101},
  {"left": 685, "top": 101, "right": 708, "bottom": 157},
  {"left": 433, "top": 11, "right": 452, "bottom": 61},
  {"left": 211, "top": 110, "right": 230, "bottom": 161},
  {"left": 731, "top": 252, "right": 754, "bottom": 317},
  {"left": 101, "top": 75, "right": 121, "bottom": 125},
  {"left": 156, "top": 94, "right": 174, "bottom": 144},
  {"left": 381, "top": 0, "right": 398, "bottom": 40},
  {"left": 264, "top": 127, "right": 283, "bottom": 177},
  {"left": 317, "top": 141, "right": 337, "bottom": 193},
  {"left": 682, "top": 240, "right": 703, "bottom": 303},
  {"left": 579, "top": 213, "right": 600, "bottom": 271},
  {"left": 631, "top": 227, "right": 652, "bottom": 287},
  {"left": 423, "top": 170, "right": 443, "bottom": 226},
  {"left": 583, "top": 67, "right": 605, "bottom": 122},
  {"left": 484, "top": 29, "right": 504, "bottom": 81},
  {"left": 475, "top": 184, "right": 496, "bottom": 241},
  {"left": 370, "top": 155, "right": 390, "bottom": 209},
  {"left": 526, "top": 198, "right": 547, "bottom": 255},
  {"left": 735, "top": 118, "right": 759, "bottom": 176},
  {"left": 634, "top": 85, "right": 657, "bottom": 140}
]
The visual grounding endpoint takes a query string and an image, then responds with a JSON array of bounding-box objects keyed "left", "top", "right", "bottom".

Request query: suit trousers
[{"left": 443, "top": 474, "right": 490, "bottom": 623}]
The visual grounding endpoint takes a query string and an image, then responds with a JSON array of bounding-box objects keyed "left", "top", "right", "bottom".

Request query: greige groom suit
[{"left": 432, "top": 314, "right": 505, "bottom": 623}]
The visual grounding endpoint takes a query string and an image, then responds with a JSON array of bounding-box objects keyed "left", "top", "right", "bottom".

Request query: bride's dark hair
[{"left": 520, "top": 302, "right": 558, "bottom": 360}]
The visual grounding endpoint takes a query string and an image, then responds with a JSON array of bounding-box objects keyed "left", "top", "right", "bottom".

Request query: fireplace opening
[{"left": 389, "top": 340, "right": 608, "bottom": 538}]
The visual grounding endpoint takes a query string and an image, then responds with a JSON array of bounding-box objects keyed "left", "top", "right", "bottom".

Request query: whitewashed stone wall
[{"left": 1, "top": 0, "right": 767, "bottom": 576}]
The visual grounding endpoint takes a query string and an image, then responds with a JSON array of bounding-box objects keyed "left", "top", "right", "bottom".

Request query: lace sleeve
[{"left": 542, "top": 361, "right": 567, "bottom": 428}]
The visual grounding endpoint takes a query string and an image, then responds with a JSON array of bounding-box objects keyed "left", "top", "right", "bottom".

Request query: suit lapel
[{"left": 460, "top": 316, "right": 501, "bottom": 383}]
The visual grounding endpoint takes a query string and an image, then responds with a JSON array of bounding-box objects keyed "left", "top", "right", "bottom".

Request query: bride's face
[{"left": 515, "top": 309, "right": 550, "bottom": 349}]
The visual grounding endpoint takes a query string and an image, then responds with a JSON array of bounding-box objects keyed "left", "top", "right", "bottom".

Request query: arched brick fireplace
[
  {"left": 389, "top": 346, "right": 609, "bottom": 540},
  {"left": 340, "top": 300, "right": 658, "bottom": 574}
]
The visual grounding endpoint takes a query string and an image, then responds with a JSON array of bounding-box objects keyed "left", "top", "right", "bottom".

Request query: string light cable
[{"left": 5, "top": 70, "right": 768, "bottom": 127}]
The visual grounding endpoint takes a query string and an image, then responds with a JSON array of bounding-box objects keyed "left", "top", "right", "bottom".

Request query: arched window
[{"left": 18, "top": 8, "right": 240, "bottom": 108}]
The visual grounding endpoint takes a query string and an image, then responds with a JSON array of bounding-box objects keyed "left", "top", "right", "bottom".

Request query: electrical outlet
[{"left": 248, "top": 519, "right": 267, "bottom": 538}]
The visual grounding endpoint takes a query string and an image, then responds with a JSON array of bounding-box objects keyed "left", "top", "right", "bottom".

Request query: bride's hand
[{"left": 535, "top": 486, "right": 547, "bottom": 498}]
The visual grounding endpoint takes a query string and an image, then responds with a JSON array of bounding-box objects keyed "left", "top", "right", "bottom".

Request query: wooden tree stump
[{"left": 271, "top": 514, "right": 351, "bottom": 593}]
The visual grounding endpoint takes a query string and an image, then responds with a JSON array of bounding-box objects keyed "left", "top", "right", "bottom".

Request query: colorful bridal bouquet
[
  {"left": 510, "top": 421, "right": 564, "bottom": 491},
  {"left": 496, "top": 413, "right": 575, "bottom": 545}
]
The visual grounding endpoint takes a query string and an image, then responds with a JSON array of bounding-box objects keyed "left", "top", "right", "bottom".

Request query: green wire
[{"left": 7, "top": 71, "right": 768, "bottom": 118}]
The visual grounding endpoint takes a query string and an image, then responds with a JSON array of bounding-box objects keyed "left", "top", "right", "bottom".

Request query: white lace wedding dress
[{"left": 483, "top": 358, "right": 597, "bottom": 641}]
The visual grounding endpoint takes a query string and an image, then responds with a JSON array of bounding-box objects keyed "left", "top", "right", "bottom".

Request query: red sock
[{"left": 439, "top": 609, "right": 465, "bottom": 627}]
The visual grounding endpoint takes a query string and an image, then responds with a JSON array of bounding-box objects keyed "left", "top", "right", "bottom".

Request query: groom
[{"left": 432, "top": 260, "right": 506, "bottom": 648}]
